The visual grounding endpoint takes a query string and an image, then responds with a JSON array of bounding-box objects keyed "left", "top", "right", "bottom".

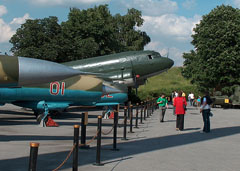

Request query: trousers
[
  {"left": 176, "top": 114, "right": 184, "bottom": 130},
  {"left": 160, "top": 106, "right": 166, "bottom": 122},
  {"left": 202, "top": 109, "right": 210, "bottom": 132}
]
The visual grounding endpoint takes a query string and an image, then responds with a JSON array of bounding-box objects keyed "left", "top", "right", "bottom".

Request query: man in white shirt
[{"left": 188, "top": 92, "right": 194, "bottom": 106}]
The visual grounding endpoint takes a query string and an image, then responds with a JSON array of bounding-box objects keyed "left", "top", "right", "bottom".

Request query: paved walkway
[
  {"left": 79, "top": 105, "right": 240, "bottom": 171},
  {"left": 1, "top": 104, "right": 240, "bottom": 171}
]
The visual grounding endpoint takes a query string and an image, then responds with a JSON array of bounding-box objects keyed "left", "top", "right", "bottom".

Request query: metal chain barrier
[
  {"left": 52, "top": 129, "right": 100, "bottom": 171},
  {"left": 101, "top": 124, "right": 114, "bottom": 135},
  {"left": 79, "top": 130, "right": 99, "bottom": 146},
  {"left": 52, "top": 144, "right": 76, "bottom": 171}
]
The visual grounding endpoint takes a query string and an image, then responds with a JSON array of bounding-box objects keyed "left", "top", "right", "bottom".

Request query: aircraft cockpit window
[{"left": 148, "top": 55, "right": 153, "bottom": 60}]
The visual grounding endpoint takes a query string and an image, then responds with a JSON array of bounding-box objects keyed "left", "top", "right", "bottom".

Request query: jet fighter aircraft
[
  {"left": 0, "top": 54, "right": 128, "bottom": 126},
  {"left": 0, "top": 74, "right": 127, "bottom": 125}
]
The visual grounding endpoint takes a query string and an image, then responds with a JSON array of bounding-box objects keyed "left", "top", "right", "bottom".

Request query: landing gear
[
  {"left": 33, "top": 107, "right": 60, "bottom": 127},
  {"left": 39, "top": 103, "right": 49, "bottom": 127}
]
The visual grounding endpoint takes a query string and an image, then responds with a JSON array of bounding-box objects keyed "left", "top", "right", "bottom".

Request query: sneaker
[{"left": 176, "top": 128, "right": 179, "bottom": 131}]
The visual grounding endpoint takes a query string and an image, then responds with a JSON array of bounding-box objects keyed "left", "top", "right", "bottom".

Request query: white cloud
[
  {"left": 0, "top": 19, "right": 15, "bottom": 43},
  {"left": 30, "top": 0, "right": 110, "bottom": 6},
  {"left": 118, "top": 0, "right": 178, "bottom": 16},
  {"left": 139, "top": 14, "right": 200, "bottom": 65},
  {"left": 10, "top": 13, "right": 31, "bottom": 25},
  {"left": 0, "top": 5, "right": 7, "bottom": 17},
  {"left": 0, "top": 9, "right": 31, "bottom": 43},
  {"left": 0, "top": 6, "right": 14, "bottom": 43},
  {"left": 233, "top": 0, "right": 240, "bottom": 7},
  {"left": 182, "top": 0, "right": 196, "bottom": 10},
  {"left": 141, "top": 14, "right": 201, "bottom": 42}
]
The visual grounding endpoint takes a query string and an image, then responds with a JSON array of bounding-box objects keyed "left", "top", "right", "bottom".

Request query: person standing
[
  {"left": 188, "top": 92, "right": 194, "bottom": 106},
  {"left": 200, "top": 92, "right": 212, "bottom": 133},
  {"left": 182, "top": 90, "right": 186, "bottom": 97},
  {"left": 174, "top": 90, "right": 178, "bottom": 98},
  {"left": 172, "top": 93, "right": 176, "bottom": 115},
  {"left": 174, "top": 91, "right": 187, "bottom": 131},
  {"left": 157, "top": 94, "right": 169, "bottom": 122}
]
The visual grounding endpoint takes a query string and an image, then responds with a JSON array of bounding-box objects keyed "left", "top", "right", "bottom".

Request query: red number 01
[{"left": 50, "top": 82, "right": 65, "bottom": 95}]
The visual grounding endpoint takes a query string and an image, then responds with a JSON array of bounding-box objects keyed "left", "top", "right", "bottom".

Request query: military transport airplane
[{"left": 64, "top": 50, "right": 174, "bottom": 89}]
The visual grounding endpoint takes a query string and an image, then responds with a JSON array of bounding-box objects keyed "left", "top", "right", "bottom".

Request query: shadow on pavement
[{"left": 1, "top": 126, "right": 240, "bottom": 170}]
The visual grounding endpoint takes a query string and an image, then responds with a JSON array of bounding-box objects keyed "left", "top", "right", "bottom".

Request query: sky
[{"left": 0, "top": 0, "right": 240, "bottom": 66}]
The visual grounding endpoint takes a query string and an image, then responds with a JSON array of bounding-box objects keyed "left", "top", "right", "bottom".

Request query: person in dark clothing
[{"left": 200, "top": 92, "right": 212, "bottom": 133}]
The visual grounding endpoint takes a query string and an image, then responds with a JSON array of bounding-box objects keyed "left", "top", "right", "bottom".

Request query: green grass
[{"left": 138, "top": 67, "right": 200, "bottom": 100}]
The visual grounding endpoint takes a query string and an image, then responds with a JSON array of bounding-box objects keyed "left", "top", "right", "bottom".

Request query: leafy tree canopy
[
  {"left": 182, "top": 5, "right": 240, "bottom": 94},
  {"left": 10, "top": 5, "right": 150, "bottom": 62}
]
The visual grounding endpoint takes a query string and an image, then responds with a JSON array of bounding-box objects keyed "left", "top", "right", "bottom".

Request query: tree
[
  {"left": 114, "top": 8, "right": 150, "bottom": 52},
  {"left": 10, "top": 16, "right": 62, "bottom": 61},
  {"left": 10, "top": 5, "right": 150, "bottom": 62},
  {"left": 182, "top": 5, "right": 240, "bottom": 94}
]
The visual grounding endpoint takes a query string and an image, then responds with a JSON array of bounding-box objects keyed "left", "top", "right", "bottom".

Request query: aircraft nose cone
[
  {"left": 166, "top": 58, "right": 174, "bottom": 68},
  {"left": 18, "top": 57, "right": 81, "bottom": 86}
]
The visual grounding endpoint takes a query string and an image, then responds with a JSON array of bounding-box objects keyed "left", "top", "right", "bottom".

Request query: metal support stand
[{"left": 39, "top": 102, "right": 49, "bottom": 127}]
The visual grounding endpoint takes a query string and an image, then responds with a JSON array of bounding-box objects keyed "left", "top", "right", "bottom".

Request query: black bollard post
[
  {"left": 94, "top": 116, "right": 104, "bottom": 166},
  {"left": 127, "top": 101, "right": 131, "bottom": 118},
  {"left": 73, "top": 125, "right": 80, "bottom": 171},
  {"left": 134, "top": 103, "right": 139, "bottom": 128},
  {"left": 140, "top": 102, "right": 143, "bottom": 124},
  {"left": 28, "top": 142, "right": 39, "bottom": 171},
  {"left": 80, "top": 112, "right": 90, "bottom": 149},
  {"left": 152, "top": 99, "right": 154, "bottom": 114},
  {"left": 150, "top": 99, "right": 153, "bottom": 115},
  {"left": 112, "top": 110, "right": 119, "bottom": 151},
  {"left": 122, "top": 107, "right": 128, "bottom": 140},
  {"left": 129, "top": 105, "right": 134, "bottom": 133},
  {"left": 147, "top": 101, "right": 150, "bottom": 118},
  {"left": 144, "top": 101, "right": 146, "bottom": 120},
  {"left": 148, "top": 100, "right": 151, "bottom": 116}
]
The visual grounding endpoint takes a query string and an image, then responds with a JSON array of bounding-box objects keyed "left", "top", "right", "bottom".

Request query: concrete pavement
[{"left": 0, "top": 104, "right": 240, "bottom": 171}]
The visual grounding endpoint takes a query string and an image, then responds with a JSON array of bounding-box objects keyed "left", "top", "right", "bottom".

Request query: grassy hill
[{"left": 138, "top": 67, "right": 200, "bottom": 100}]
